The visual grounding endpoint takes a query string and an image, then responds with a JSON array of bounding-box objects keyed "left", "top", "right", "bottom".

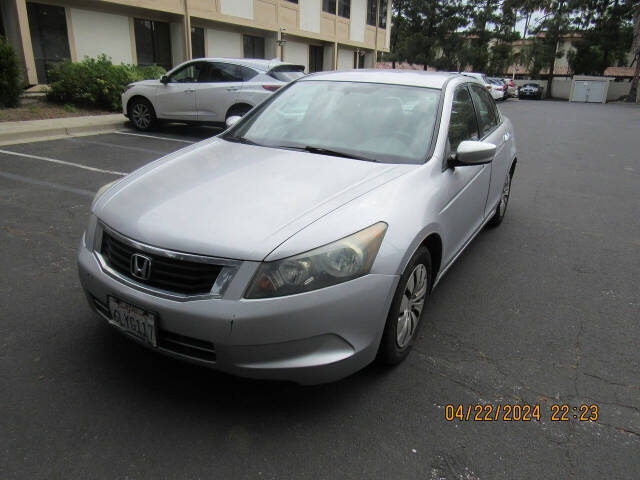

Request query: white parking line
[
  {"left": 114, "top": 131, "right": 196, "bottom": 144},
  {"left": 0, "top": 149, "right": 127, "bottom": 176},
  {"left": 0, "top": 171, "right": 94, "bottom": 197}
]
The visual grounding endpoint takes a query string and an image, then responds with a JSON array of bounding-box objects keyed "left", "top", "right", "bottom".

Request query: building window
[
  {"left": 191, "top": 27, "right": 205, "bottom": 59},
  {"left": 366, "top": 0, "right": 376, "bottom": 26},
  {"left": 134, "top": 19, "right": 172, "bottom": 70},
  {"left": 338, "top": 0, "right": 350, "bottom": 18},
  {"left": 309, "top": 45, "right": 323, "bottom": 73},
  {"left": 378, "top": 0, "right": 387, "bottom": 28},
  {"left": 322, "top": 0, "right": 336, "bottom": 14},
  {"left": 285, "top": 0, "right": 298, "bottom": 3},
  {"left": 243, "top": 35, "right": 265, "bottom": 59},
  {"left": 26, "top": 2, "right": 71, "bottom": 84}
]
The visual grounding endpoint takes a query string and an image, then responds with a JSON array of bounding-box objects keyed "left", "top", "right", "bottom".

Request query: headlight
[{"left": 245, "top": 222, "right": 387, "bottom": 299}]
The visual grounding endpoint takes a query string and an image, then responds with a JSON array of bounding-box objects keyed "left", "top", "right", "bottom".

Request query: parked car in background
[
  {"left": 80, "top": 70, "right": 517, "bottom": 384},
  {"left": 456, "top": 72, "right": 504, "bottom": 101},
  {"left": 502, "top": 78, "right": 517, "bottom": 97},
  {"left": 488, "top": 77, "right": 508, "bottom": 101},
  {"left": 122, "top": 58, "right": 305, "bottom": 131},
  {"left": 518, "top": 83, "right": 544, "bottom": 100}
]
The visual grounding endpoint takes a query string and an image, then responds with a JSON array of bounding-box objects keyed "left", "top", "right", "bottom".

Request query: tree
[
  {"left": 529, "top": 0, "right": 575, "bottom": 98},
  {"left": 569, "top": 0, "right": 634, "bottom": 76},
  {"left": 389, "top": 0, "right": 469, "bottom": 70},
  {"left": 0, "top": 36, "right": 22, "bottom": 108},
  {"left": 626, "top": 3, "right": 640, "bottom": 102}
]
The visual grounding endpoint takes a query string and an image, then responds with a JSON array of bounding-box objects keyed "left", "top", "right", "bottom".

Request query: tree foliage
[{"left": 0, "top": 36, "right": 23, "bottom": 108}]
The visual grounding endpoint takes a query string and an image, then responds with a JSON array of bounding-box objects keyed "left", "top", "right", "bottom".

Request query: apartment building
[{"left": 0, "top": 0, "right": 392, "bottom": 86}]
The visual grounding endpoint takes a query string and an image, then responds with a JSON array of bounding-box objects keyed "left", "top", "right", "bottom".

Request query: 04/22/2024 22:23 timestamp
[{"left": 445, "top": 404, "right": 599, "bottom": 422}]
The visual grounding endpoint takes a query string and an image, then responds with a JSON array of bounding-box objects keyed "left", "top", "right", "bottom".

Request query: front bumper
[{"left": 78, "top": 244, "right": 399, "bottom": 384}]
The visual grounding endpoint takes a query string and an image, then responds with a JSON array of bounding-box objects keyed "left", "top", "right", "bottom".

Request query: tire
[
  {"left": 226, "top": 104, "right": 252, "bottom": 121},
  {"left": 378, "top": 246, "right": 432, "bottom": 365},
  {"left": 487, "top": 169, "right": 513, "bottom": 228},
  {"left": 128, "top": 98, "right": 157, "bottom": 131}
]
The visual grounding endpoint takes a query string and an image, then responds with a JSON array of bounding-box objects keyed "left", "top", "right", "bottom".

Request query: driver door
[
  {"left": 438, "top": 85, "right": 492, "bottom": 267},
  {"left": 154, "top": 62, "right": 205, "bottom": 120}
]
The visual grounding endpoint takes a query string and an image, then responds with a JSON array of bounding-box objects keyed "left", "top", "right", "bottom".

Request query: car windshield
[{"left": 225, "top": 80, "right": 441, "bottom": 164}]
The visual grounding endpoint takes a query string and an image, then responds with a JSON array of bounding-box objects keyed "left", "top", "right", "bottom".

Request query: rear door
[
  {"left": 195, "top": 62, "right": 245, "bottom": 122},
  {"left": 153, "top": 62, "right": 204, "bottom": 120},
  {"left": 468, "top": 83, "right": 510, "bottom": 217}
]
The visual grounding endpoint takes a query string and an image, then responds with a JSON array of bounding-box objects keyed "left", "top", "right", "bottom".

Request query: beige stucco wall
[
  {"left": 70, "top": 8, "right": 133, "bottom": 64},
  {"left": 206, "top": 28, "right": 243, "bottom": 57},
  {"left": 170, "top": 22, "right": 186, "bottom": 67},
  {"left": 220, "top": 0, "right": 253, "bottom": 20},
  {"left": 283, "top": 39, "right": 308, "bottom": 71},
  {"left": 337, "top": 47, "right": 354, "bottom": 70},
  {"left": 349, "top": 0, "right": 366, "bottom": 43},
  {"left": 299, "top": 0, "right": 321, "bottom": 33}
]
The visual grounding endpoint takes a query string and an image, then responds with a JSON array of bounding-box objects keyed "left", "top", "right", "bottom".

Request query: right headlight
[{"left": 245, "top": 222, "right": 387, "bottom": 299}]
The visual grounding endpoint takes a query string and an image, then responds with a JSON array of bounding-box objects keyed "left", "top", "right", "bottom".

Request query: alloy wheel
[
  {"left": 132, "top": 103, "right": 151, "bottom": 129},
  {"left": 396, "top": 264, "right": 428, "bottom": 348}
]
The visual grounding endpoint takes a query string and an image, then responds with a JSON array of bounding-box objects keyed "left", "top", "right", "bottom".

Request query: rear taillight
[{"left": 262, "top": 85, "right": 281, "bottom": 92}]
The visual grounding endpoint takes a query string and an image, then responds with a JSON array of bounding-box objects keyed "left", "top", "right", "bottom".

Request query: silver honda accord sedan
[{"left": 78, "top": 70, "right": 517, "bottom": 384}]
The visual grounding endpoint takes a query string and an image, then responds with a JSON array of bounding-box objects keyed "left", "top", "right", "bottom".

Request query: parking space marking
[
  {"left": 0, "top": 149, "right": 127, "bottom": 176},
  {"left": 114, "top": 131, "right": 196, "bottom": 144},
  {"left": 68, "top": 137, "right": 170, "bottom": 156},
  {"left": 0, "top": 171, "right": 94, "bottom": 197}
]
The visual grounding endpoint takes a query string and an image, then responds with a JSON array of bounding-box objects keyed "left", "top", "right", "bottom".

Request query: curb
[{"left": 0, "top": 114, "right": 127, "bottom": 146}]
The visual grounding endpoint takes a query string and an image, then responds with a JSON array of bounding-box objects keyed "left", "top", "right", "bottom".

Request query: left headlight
[{"left": 245, "top": 222, "right": 387, "bottom": 299}]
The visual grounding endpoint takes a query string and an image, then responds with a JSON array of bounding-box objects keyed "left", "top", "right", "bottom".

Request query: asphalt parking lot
[{"left": 1, "top": 100, "right": 639, "bottom": 479}]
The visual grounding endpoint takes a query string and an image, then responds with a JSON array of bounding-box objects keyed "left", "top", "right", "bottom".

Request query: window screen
[
  {"left": 191, "top": 27, "right": 205, "bottom": 59},
  {"left": 243, "top": 35, "right": 265, "bottom": 59}
]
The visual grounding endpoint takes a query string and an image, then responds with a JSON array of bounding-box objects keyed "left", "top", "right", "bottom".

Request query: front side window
[
  {"left": 323, "top": 0, "right": 336, "bottom": 14},
  {"left": 169, "top": 62, "right": 204, "bottom": 83},
  {"left": 338, "top": 0, "right": 351, "bottom": 18},
  {"left": 226, "top": 81, "right": 441, "bottom": 164},
  {"left": 448, "top": 86, "right": 479, "bottom": 152},
  {"left": 468, "top": 84, "right": 499, "bottom": 137}
]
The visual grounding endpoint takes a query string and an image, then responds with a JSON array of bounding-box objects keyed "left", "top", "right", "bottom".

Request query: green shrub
[
  {"left": 47, "top": 54, "right": 165, "bottom": 111},
  {"left": 0, "top": 36, "right": 22, "bottom": 108}
]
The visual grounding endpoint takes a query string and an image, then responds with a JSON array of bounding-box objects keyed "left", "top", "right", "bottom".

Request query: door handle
[
  {"left": 184, "top": 89, "right": 195, "bottom": 94},
  {"left": 226, "top": 86, "right": 240, "bottom": 91}
]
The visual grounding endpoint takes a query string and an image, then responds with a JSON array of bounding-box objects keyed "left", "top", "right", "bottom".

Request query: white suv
[
  {"left": 456, "top": 72, "right": 504, "bottom": 101},
  {"left": 122, "top": 58, "right": 305, "bottom": 131}
]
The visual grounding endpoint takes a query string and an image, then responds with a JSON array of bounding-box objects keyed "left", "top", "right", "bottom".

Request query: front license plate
[{"left": 108, "top": 296, "right": 157, "bottom": 347}]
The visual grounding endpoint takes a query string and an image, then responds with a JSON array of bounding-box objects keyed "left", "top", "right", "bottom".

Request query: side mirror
[
  {"left": 160, "top": 75, "right": 169, "bottom": 84},
  {"left": 449, "top": 140, "right": 496, "bottom": 167},
  {"left": 225, "top": 115, "right": 242, "bottom": 128}
]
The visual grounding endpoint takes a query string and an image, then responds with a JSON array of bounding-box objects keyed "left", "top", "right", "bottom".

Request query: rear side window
[
  {"left": 237, "top": 65, "right": 258, "bottom": 81},
  {"left": 206, "top": 63, "right": 244, "bottom": 82},
  {"left": 448, "top": 86, "right": 479, "bottom": 151},
  {"left": 468, "top": 84, "right": 499, "bottom": 137},
  {"left": 268, "top": 66, "right": 305, "bottom": 82}
]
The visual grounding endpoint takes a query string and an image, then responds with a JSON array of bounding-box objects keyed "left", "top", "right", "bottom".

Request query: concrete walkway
[{"left": 0, "top": 114, "right": 127, "bottom": 146}]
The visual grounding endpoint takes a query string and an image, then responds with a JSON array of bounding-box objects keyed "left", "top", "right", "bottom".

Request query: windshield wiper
[
  {"left": 224, "top": 135, "right": 260, "bottom": 146},
  {"left": 276, "top": 145, "right": 378, "bottom": 162}
]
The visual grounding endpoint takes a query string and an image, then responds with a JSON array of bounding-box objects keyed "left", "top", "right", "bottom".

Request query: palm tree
[{"left": 627, "top": 4, "right": 640, "bottom": 102}]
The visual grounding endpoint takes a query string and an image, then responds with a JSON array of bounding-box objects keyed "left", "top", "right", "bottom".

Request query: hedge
[
  {"left": 0, "top": 36, "right": 22, "bottom": 108},
  {"left": 46, "top": 55, "right": 166, "bottom": 111}
]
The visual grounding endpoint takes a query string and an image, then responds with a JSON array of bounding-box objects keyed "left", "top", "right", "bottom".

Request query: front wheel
[
  {"left": 488, "top": 170, "right": 512, "bottom": 227},
  {"left": 129, "top": 98, "right": 157, "bottom": 131},
  {"left": 378, "top": 246, "right": 432, "bottom": 365}
]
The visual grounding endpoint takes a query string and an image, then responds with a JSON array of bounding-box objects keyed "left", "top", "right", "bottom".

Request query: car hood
[{"left": 94, "top": 139, "right": 412, "bottom": 261}]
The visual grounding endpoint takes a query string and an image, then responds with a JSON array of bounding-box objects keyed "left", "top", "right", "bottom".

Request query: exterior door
[
  {"left": 468, "top": 84, "right": 510, "bottom": 217},
  {"left": 438, "top": 85, "right": 492, "bottom": 267},
  {"left": 154, "top": 62, "right": 203, "bottom": 120},
  {"left": 195, "top": 62, "right": 244, "bottom": 122},
  {"left": 26, "top": 3, "right": 71, "bottom": 84}
]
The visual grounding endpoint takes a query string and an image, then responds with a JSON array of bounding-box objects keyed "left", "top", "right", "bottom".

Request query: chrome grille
[{"left": 100, "top": 231, "right": 222, "bottom": 295}]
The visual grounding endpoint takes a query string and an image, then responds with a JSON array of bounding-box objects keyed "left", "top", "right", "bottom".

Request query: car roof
[
  {"left": 298, "top": 70, "right": 464, "bottom": 89},
  {"left": 179, "top": 58, "right": 301, "bottom": 72}
]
